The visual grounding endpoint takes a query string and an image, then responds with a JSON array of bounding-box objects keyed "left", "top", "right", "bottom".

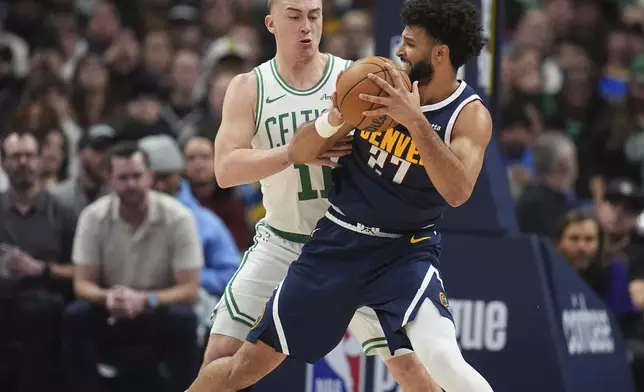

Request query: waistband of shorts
[
  {"left": 325, "top": 205, "right": 435, "bottom": 238},
  {"left": 264, "top": 223, "right": 311, "bottom": 244}
]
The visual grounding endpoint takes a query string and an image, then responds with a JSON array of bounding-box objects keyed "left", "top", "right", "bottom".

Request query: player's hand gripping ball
[{"left": 335, "top": 56, "right": 412, "bottom": 133}]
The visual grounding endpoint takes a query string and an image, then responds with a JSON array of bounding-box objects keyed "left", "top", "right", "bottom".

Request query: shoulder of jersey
[{"left": 332, "top": 54, "right": 354, "bottom": 70}]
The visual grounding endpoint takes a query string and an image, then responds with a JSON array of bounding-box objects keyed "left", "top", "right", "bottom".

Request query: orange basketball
[{"left": 336, "top": 56, "right": 412, "bottom": 133}]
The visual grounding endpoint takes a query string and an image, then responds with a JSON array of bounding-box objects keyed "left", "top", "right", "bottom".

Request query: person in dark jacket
[{"left": 516, "top": 131, "right": 578, "bottom": 236}]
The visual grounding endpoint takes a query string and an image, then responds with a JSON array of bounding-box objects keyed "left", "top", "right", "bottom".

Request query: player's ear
[
  {"left": 435, "top": 44, "right": 449, "bottom": 66},
  {"left": 265, "top": 15, "right": 276, "bottom": 34}
]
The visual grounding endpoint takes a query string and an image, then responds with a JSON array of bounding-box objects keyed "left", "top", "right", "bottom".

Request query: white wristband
[{"left": 315, "top": 112, "right": 344, "bottom": 138}]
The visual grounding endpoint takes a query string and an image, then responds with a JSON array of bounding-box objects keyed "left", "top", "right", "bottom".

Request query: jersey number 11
[{"left": 295, "top": 164, "right": 333, "bottom": 201}]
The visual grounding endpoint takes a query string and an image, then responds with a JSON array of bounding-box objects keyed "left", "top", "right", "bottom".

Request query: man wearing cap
[
  {"left": 196, "top": 37, "right": 252, "bottom": 98},
  {"left": 596, "top": 179, "right": 644, "bottom": 371},
  {"left": 168, "top": 4, "right": 201, "bottom": 51},
  {"left": 51, "top": 124, "right": 114, "bottom": 215},
  {"left": 139, "top": 135, "right": 240, "bottom": 299}
]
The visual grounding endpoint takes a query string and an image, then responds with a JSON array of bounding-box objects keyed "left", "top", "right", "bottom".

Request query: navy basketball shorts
[{"left": 246, "top": 213, "right": 453, "bottom": 364}]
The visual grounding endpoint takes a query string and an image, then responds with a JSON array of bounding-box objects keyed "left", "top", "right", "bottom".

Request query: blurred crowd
[
  {"left": 0, "top": 1, "right": 374, "bottom": 392},
  {"left": 502, "top": 0, "right": 644, "bottom": 388},
  {"left": 3, "top": 0, "right": 644, "bottom": 391}
]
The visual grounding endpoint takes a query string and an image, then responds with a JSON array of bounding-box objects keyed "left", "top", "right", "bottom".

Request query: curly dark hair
[{"left": 401, "top": 0, "right": 485, "bottom": 70}]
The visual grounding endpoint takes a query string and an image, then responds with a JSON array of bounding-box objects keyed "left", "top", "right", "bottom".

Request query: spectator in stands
[
  {"left": 139, "top": 134, "right": 239, "bottom": 298},
  {"left": 504, "top": 45, "right": 544, "bottom": 108},
  {"left": 624, "top": 9, "right": 644, "bottom": 63},
  {"left": 542, "top": 49, "right": 614, "bottom": 201},
  {"left": 201, "top": 0, "right": 236, "bottom": 47},
  {"left": 599, "top": 22, "right": 633, "bottom": 103},
  {"left": 163, "top": 49, "right": 204, "bottom": 136},
  {"left": 0, "top": 44, "right": 24, "bottom": 128},
  {"left": 201, "top": 37, "right": 252, "bottom": 85},
  {"left": 593, "top": 179, "right": 643, "bottom": 316},
  {"left": 340, "top": 9, "right": 374, "bottom": 60},
  {"left": 84, "top": 1, "right": 122, "bottom": 53},
  {"left": 23, "top": 73, "right": 82, "bottom": 178},
  {"left": 70, "top": 53, "right": 116, "bottom": 130},
  {"left": 228, "top": 23, "right": 262, "bottom": 65},
  {"left": 51, "top": 7, "right": 85, "bottom": 83},
  {"left": 39, "top": 127, "right": 68, "bottom": 188},
  {"left": 594, "top": 56, "right": 644, "bottom": 198},
  {"left": 499, "top": 99, "right": 538, "bottom": 198},
  {"left": 553, "top": 210, "right": 604, "bottom": 295},
  {"left": 0, "top": 130, "right": 78, "bottom": 392},
  {"left": 107, "top": 75, "right": 175, "bottom": 141},
  {"left": 516, "top": 132, "right": 578, "bottom": 236},
  {"left": 7, "top": 98, "right": 60, "bottom": 140},
  {"left": 167, "top": 4, "right": 201, "bottom": 52},
  {"left": 51, "top": 124, "right": 114, "bottom": 215},
  {"left": 63, "top": 143, "right": 202, "bottom": 392},
  {"left": 0, "top": 21, "right": 29, "bottom": 80},
  {"left": 103, "top": 29, "right": 146, "bottom": 104},
  {"left": 182, "top": 134, "right": 251, "bottom": 249},
  {"left": 556, "top": 205, "right": 639, "bottom": 328},
  {"left": 142, "top": 30, "right": 174, "bottom": 77},
  {"left": 191, "top": 67, "right": 237, "bottom": 140}
]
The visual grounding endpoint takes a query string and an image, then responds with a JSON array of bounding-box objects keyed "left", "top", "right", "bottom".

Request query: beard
[
  {"left": 405, "top": 56, "right": 435, "bottom": 85},
  {"left": 8, "top": 169, "right": 36, "bottom": 192}
]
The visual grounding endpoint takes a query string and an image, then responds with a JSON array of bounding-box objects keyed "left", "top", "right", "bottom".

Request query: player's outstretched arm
[{"left": 214, "top": 72, "right": 292, "bottom": 188}]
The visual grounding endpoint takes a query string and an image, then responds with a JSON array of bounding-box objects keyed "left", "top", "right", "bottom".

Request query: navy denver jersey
[{"left": 329, "top": 81, "right": 481, "bottom": 231}]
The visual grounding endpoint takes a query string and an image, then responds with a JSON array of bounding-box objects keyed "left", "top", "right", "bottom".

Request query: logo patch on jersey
[
  {"left": 306, "top": 331, "right": 365, "bottom": 392},
  {"left": 440, "top": 292, "right": 449, "bottom": 309},
  {"left": 266, "top": 94, "right": 287, "bottom": 104},
  {"left": 410, "top": 235, "right": 431, "bottom": 244},
  {"left": 320, "top": 93, "right": 332, "bottom": 101}
]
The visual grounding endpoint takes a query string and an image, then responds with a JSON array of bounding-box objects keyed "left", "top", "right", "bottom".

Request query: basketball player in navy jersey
[{"left": 185, "top": 0, "right": 495, "bottom": 391}]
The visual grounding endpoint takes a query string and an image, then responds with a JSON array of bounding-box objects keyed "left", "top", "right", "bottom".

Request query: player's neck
[
  {"left": 274, "top": 51, "right": 327, "bottom": 88},
  {"left": 419, "top": 77, "right": 461, "bottom": 106}
]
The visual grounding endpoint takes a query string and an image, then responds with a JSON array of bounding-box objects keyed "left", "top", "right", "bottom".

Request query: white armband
[{"left": 315, "top": 112, "right": 344, "bottom": 138}]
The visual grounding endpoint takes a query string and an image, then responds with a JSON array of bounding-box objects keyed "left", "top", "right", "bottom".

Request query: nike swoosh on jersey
[
  {"left": 265, "top": 94, "right": 287, "bottom": 104},
  {"left": 410, "top": 235, "right": 431, "bottom": 244}
]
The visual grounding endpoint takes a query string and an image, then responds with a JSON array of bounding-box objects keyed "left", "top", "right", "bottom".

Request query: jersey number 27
[{"left": 367, "top": 145, "right": 411, "bottom": 184}]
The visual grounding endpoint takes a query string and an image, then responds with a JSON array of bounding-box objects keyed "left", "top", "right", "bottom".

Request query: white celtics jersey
[{"left": 252, "top": 54, "right": 352, "bottom": 237}]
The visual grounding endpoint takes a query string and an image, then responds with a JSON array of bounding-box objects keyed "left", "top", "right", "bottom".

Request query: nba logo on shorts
[{"left": 306, "top": 331, "right": 365, "bottom": 392}]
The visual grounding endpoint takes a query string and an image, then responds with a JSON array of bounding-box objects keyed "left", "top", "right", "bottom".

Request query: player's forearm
[
  {"left": 288, "top": 120, "right": 329, "bottom": 163},
  {"left": 215, "top": 146, "right": 292, "bottom": 188},
  {"left": 408, "top": 115, "right": 471, "bottom": 207}
]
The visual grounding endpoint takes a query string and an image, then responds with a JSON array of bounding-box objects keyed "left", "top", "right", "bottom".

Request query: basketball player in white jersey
[{"left": 202, "top": 1, "right": 440, "bottom": 391}]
